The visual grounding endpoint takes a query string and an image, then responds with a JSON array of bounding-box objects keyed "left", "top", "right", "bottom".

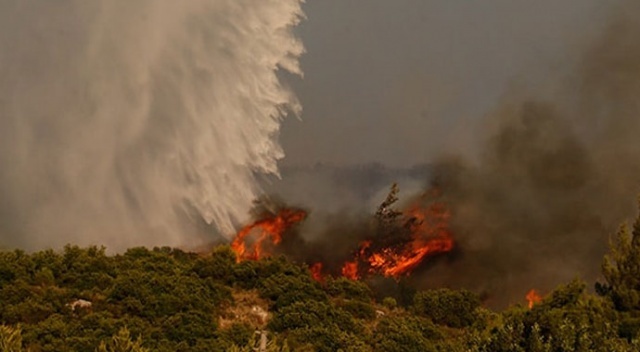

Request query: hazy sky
[{"left": 279, "top": 0, "right": 611, "bottom": 167}]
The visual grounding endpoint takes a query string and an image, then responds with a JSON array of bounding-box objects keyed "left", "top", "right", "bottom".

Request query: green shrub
[
  {"left": 413, "top": 288, "right": 480, "bottom": 328},
  {"left": 373, "top": 316, "right": 440, "bottom": 352},
  {"left": 340, "top": 300, "right": 376, "bottom": 320},
  {"left": 325, "top": 277, "right": 373, "bottom": 301},
  {"left": 268, "top": 300, "right": 360, "bottom": 334}
]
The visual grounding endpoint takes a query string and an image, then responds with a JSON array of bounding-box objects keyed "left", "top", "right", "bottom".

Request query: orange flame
[
  {"left": 231, "top": 208, "right": 307, "bottom": 262},
  {"left": 341, "top": 261, "right": 360, "bottom": 280},
  {"left": 344, "top": 201, "right": 454, "bottom": 279},
  {"left": 231, "top": 189, "right": 455, "bottom": 282},
  {"left": 526, "top": 289, "right": 542, "bottom": 309},
  {"left": 310, "top": 262, "right": 324, "bottom": 282}
]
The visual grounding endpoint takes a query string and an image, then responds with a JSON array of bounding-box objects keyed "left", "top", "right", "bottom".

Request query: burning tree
[
  {"left": 374, "top": 182, "right": 404, "bottom": 230},
  {"left": 341, "top": 183, "right": 455, "bottom": 280},
  {"left": 231, "top": 183, "right": 455, "bottom": 282}
]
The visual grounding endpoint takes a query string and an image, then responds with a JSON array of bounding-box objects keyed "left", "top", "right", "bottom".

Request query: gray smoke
[
  {"left": 261, "top": 1, "right": 640, "bottom": 307},
  {"left": 0, "top": 1, "right": 304, "bottom": 250},
  {"left": 414, "top": 1, "right": 640, "bottom": 306}
]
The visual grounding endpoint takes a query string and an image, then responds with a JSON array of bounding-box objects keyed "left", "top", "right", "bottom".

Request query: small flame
[
  {"left": 341, "top": 261, "right": 360, "bottom": 280},
  {"left": 231, "top": 208, "right": 307, "bottom": 262},
  {"left": 310, "top": 262, "right": 324, "bottom": 282},
  {"left": 526, "top": 289, "right": 542, "bottom": 309}
]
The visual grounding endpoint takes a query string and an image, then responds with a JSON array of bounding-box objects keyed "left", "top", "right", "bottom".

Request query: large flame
[
  {"left": 341, "top": 200, "right": 454, "bottom": 280},
  {"left": 231, "top": 208, "right": 307, "bottom": 262},
  {"left": 230, "top": 186, "right": 455, "bottom": 282}
]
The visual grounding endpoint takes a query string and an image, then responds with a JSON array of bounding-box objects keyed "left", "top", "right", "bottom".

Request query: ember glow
[
  {"left": 526, "top": 289, "right": 542, "bottom": 309},
  {"left": 231, "top": 208, "right": 307, "bottom": 262}
]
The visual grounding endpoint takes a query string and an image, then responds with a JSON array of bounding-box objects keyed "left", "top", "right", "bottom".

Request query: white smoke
[{"left": 0, "top": 0, "right": 305, "bottom": 250}]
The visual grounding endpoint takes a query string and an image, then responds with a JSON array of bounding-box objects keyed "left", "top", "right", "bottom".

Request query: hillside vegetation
[{"left": 2, "top": 209, "right": 640, "bottom": 351}]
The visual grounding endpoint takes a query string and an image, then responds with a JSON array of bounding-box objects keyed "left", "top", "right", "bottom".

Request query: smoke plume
[
  {"left": 258, "top": 1, "right": 640, "bottom": 307},
  {"left": 0, "top": 1, "right": 304, "bottom": 250},
  {"left": 407, "top": 1, "right": 640, "bottom": 305}
]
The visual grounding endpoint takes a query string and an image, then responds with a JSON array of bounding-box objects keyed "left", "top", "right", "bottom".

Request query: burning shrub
[
  {"left": 231, "top": 208, "right": 307, "bottom": 262},
  {"left": 339, "top": 184, "right": 455, "bottom": 280},
  {"left": 230, "top": 183, "right": 456, "bottom": 285}
]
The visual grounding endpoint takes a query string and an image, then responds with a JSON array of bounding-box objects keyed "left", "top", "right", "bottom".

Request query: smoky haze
[
  {"left": 279, "top": 0, "right": 610, "bottom": 168},
  {"left": 0, "top": 1, "right": 304, "bottom": 250},
  {"left": 412, "top": 1, "right": 640, "bottom": 306},
  {"left": 262, "top": 0, "right": 640, "bottom": 306}
]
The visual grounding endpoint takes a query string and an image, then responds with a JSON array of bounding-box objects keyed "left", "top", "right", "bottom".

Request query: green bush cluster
[{"left": 2, "top": 205, "right": 640, "bottom": 350}]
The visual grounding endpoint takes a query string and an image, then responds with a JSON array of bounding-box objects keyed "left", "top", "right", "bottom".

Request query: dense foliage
[{"left": 2, "top": 208, "right": 640, "bottom": 351}]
